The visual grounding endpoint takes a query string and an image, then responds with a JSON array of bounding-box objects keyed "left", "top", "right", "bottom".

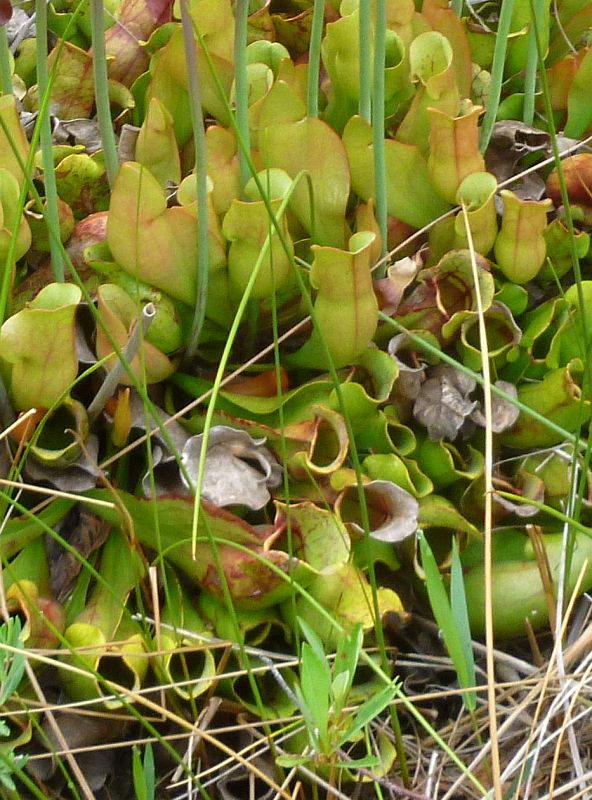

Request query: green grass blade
[
  {"left": 531, "top": 0, "right": 592, "bottom": 572},
  {"left": 233, "top": 0, "right": 250, "bottom": 192},
  {"left": 132, "top": 747, "right": 148, "bottom": 800},
  {"left": 35, "top": 0, "right": 65, "bottom": 281},
  {"left": 0, "top": 26, "right": 12, "bottom": 94},
  {"left": 522, "top": 2, "right": 542, "bottom": 125},
  {"left": 341, "top": 682, "right": 398, "bottom": 744},
  {"left": 450, "top": 538, "right": 477, "bottom": 711},
  {"left": 90, "top": 0, "right": 118, "bottom": 187},
  {"left": 531, "top": 0, "right": 589, "bottom": 351},
  {"left": 307, "top": 0, "right": 325, "bottom": 118},
  {"left": 419, "top": 531, "right": 475, "bottom": 708},
  {"left": 480, "top": 0, "right": 515, "bottom": 152},
  {"left": 300, "top": 643, "right": 331, "bottom": 746},
  {"left": 188, "top": 174, "right": 305, "bottom": 556},
  {"left": 372, "top": 0, "right": 388, "bottom": 269},
  {"left": 358, "top": 0, "right": 371, "bottom": 121},
  {"left": 0, "top": 618, "right": 26, "bottom": 705},
  {"left": 180, "top": 0, "right": 210, "bottom": 360}
]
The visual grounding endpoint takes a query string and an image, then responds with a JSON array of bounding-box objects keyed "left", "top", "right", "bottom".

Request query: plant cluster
[{"left": 1, "top": 0, "right": 592, "bottom": 796}]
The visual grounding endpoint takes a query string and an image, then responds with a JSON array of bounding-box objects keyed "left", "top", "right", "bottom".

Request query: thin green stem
[
  {"left": 522, "top": 10, "right": 540, "bottom": 125},
  {"left": 372, "top": 0, "right": 388, "bottom": 271},
  {"left": 0, "top": 753, "right": 49, "bottom": 800},
  {"left": 531, "top": 0, "right": 592, "bottom": 612},
  {"left": 307, "top": 0, "right": 325, "bottom": 118},
  {"left": 180, "top": 0, "right": 210, "bottom": 361},
  {"left": 358, "top": 0, "right": 372, "bottom": 122},
  {"left": 480, "top": 0, "right": 515, "bottom": 152},
  {"left": 0, "top": 0, "right": 86, "bottom": 318},
  {"left": 189, "top": 179, "right": 302, "bottom": 556},
  {"left": 183, "top": 171, "right": 304, "bottom": 726},
  {"left": 451, "top": 0, "right": 463, "bottom": 15},
  {"left": 244, "top": 298, "right": 260, "bottom": 359},
  {"left": 0, "top": 27, "right": 12, "bottom": 95},
  {"left": 269, "top": 235, "right": 299, "bottom": 655},
  {"left": 496, "top": 492, "right": 591, "bottom": 536},
  {"left": 532, "top": 3, "right": 589, "bottom": 353},
  {"left": 35, "top": 0, "right": 65, "bottom": 281},
  {"left": 90, "top": 0, "right": 118, "bottom": 188},
  {"left": 234, "top": 0, "right": 251, "bottom": 193}
]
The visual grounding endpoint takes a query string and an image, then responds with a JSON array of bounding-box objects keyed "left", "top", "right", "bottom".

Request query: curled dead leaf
[
  {"left": 413, "top": 365, "right": 477, "bottom": 441},
  {"left": 374, "top": 254, "right": 420, "bottom": 315},
  {"left": 471, "top": 380, "right": 520, "bottom": 433},
  {"left": 335, "top": 479, "right": 419, "bottom": 542},
  {"left": 24, "top": 434, "right": 100, "bottom": 492},
  {"left": 486, "top": 121, "right": 550, "bottom": 183},
  {"left": 388, "top": 333, "right": 427, "bottom": 403},
  {"left": 182, "top": 426, "right": 283, "bottom": 509}
]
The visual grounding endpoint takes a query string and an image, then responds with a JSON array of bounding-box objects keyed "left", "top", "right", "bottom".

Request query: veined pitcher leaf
[
  {"left": 396, "top": 31, "right": 460, "bottom": 152},
  {"left": 95, "top": 283, "right": 175, "bottom": 384},
  {"left": 427, "top": 104, "right": 485, "bottom": 204},
  {"left": 343, "top": 115, "right": 449, "bottom": 229},
  {"left": 104, "top": 0, "right": 173, "bottom": 87},
  {"left": 0, "top": 96, "right": 30, "bottom": 187},
  {"left": 0, "top": 283, "right": 81, "bottom": 410},
  {"left": 83, "top": 490, "right": 318, "bottom": 608},
  {"left": 287, "top": 231, "right": 378, "bottom": 369},
  {"left": 107, "top": 162, "right": 225, "bottom": 305},
  {"left": 282, "top": 561, "right": 406, "bottom": 649},
  {"left": 258, "top": 116, "right": 350, "bottom": 248},
  {"left": 0, "top": 168, "right": 31, "bottom": 263},
  {"left": 135, "top": 97, "right": 181, "bottom": 187},
  {"left": 494, "top": 190, "right": 552, "bottom": 284}
]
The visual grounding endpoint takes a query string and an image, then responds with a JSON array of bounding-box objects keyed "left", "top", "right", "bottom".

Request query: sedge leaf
[
  {"left": 340, "top": 682, "right": 398, "bottom": 745},
  {"left": 301, "top": 642, "right": 330, "bottom": 749},
  {"left": 0, "top": 618, "right": 26, "bottom": 705},
  {"left": 419, "top": 531, "right": 475, "bottom": 707},
  {"left": 335, "top": 755, "right": 381, "bottom": 769},
  {"left": 450, "top": 538, "right": 477, "bottom": 711}
]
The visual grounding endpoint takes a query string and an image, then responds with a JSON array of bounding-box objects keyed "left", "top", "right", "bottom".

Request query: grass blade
[
  {"left": 450, "top": 538, "right": 477, "bottom": 711},
  {"left": 90, "top": 0, "right": 118, "bottom": 187},
  {"left": 307, "top": 0, "right": 325, "bottom": 118},
  {"left": 233, "top": 0, "right": 250, "bottom": 192},
  {"left": 418, "top": 531, "right": 474, "bottom": 699},
  {"left": 35, "top": 0, "right": 65, "bottom": 281},
  {"left": 180, "top": 0, "right": 210, "bottom": 359},
  {"left": 358, "top": 0, "right": 371, "bottom": 121},
  {"left": 372, "top": 0, "right": 388, "bottom": 270},
  {"left": 0, "top": 26, "right": 12, "bottom": 94},
  {"left": 480, "top": 0, "right": 515, "bottom": 152}
]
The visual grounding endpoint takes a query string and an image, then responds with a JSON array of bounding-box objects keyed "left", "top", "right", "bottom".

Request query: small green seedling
[
  {"left": 0, "top": 618, "right": 29, "bottom": 791},
  {"left": 277, "top": 618, "right": 399, "bottom": 773},
  {"left": 132, "top": 742, "right": 155, "bottom": 800}
]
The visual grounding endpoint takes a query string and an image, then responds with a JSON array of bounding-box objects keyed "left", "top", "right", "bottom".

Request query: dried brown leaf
[
  {"left": 413, "top": 365, "right": 477, "bottom": 441},
  {"left": 182, "top": 427, "right": 283, "bottom": 510},
  {"left": 471, "top": 380, "right": 520, "bottom": 433},
  {"left": 336, "top": 479, "right": 419, "bottom": 542}
]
